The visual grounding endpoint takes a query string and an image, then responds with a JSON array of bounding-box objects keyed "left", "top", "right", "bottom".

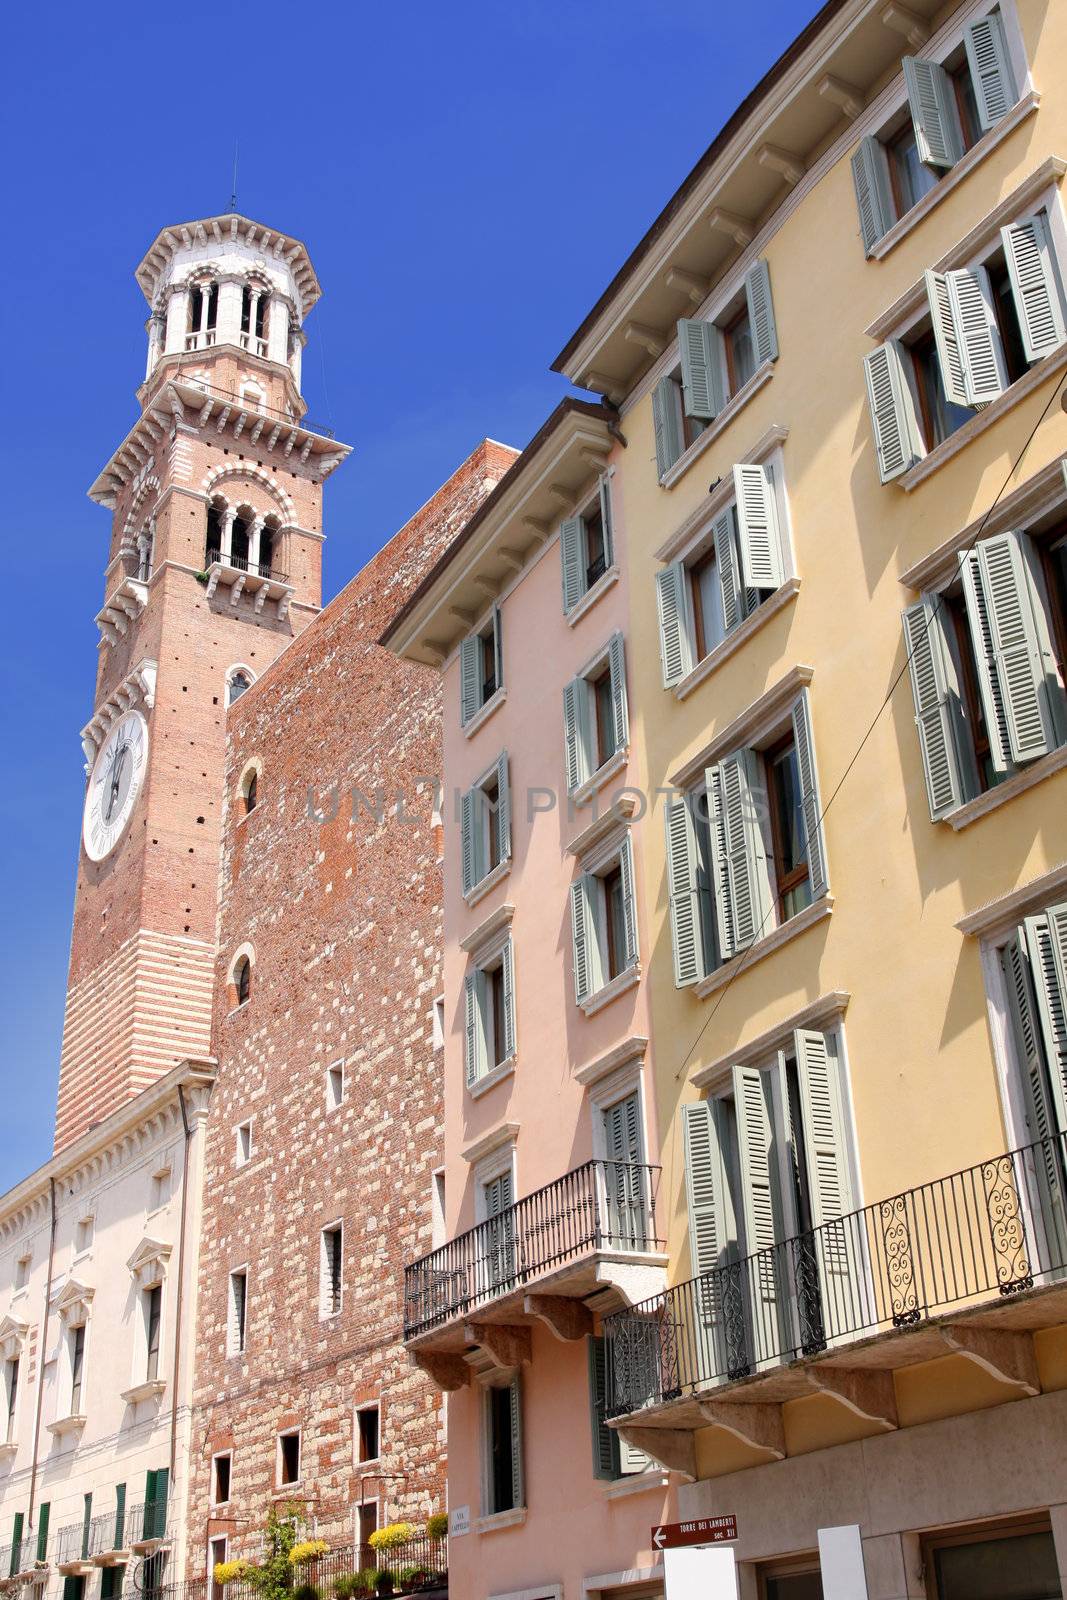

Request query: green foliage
[
  {"left": 374, "top": 1574, "right": 394, "bottom": 1599},
  {"left": 293, "top": 1586, "right": 320, "bottom": 1600},
  {"left": 424, "top": 1514, "right": 447, "bottom": 1541},
  {"left": 225, "top": 1505, "right": 309, "bottom": 1600}
]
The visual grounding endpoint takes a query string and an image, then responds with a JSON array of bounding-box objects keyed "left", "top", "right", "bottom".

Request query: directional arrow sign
[{"left": 652, "top": 1515, "right": 738, "bottom": 1551}]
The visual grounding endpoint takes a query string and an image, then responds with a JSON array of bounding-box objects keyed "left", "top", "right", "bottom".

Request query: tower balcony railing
[
  {"left": 204, "top": 549, "right": 290, "bottom": 584},
  {"left": 184, "top": 330, "right": 217, "bottom": 351},
  {"left": 604, "top": 1133, "right": 1067, "bottom": 1425},
  {"left": 239, "top": 332, "right": 268, "bottom": 358},
  {"left": 148, "top": 363, "right": 336, "bottom": 439},
  {"left": 404, "top": 1159, "right": 663, "bottom": 1346}
]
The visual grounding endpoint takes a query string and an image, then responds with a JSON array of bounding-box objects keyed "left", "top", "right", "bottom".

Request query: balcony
[
  {"left": 404, "top": 1160, "right": 665, "bottom": 1387},
  {"left": 202, "top": 550, "right": 293, "bottom": 618},
  {"left": 603, "top": 1135, "right": 1067, "bottom": 1470},
  {"left": 127, "top": 1501, "right": 168, "bottom": 1554},
  {"left": 55, "top": 1523, "right": 93, "bottom": 1576},
  {"left": 88, "top": 1509, "right": 129, "bottom": 1565}
]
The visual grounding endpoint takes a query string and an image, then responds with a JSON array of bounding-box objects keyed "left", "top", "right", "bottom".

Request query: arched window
[
  {"left": 259, "top": 520, "right": 278, "bottom": 577},
  {"left": 233, "top": 956, "right": 251, "bottom": 1007},
  {"left": 230, "top": 515, "right": 250, "bottom": 569},
  {"left": 228, "top": 670, "right": 253, "bottom": 707},
  {"left": 237, "top": 762, "right": 260, "bottom": 818},
  {"left": 240, "top": 285, "right": 269, "bottom": 357},
  {"left": 206, "top": 502, "right": 225, "bottom": 566},
  {"left": 187, "top": 279, "right": 218, "bottom": 350},
  {"left": 136, "top": 524, "right": 154, "bottom": 583},
  {"left": 245, "top": 771, "right": 258, "bottom": 813}
]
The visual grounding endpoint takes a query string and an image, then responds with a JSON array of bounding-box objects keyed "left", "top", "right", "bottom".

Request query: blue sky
[{"left": 0, "top": 0, "right": 816, "bottom": 1192}]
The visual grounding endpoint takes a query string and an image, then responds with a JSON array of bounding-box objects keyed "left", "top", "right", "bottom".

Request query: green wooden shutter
[
  {"left": 863, "top": 341, "right": 923, "bottom": 483},
  {"left": 655, "top": 563, "right": 692, "bottom": 688},
  {"left": 11, "top": 1512, "right": 23, "bottom": 1576},
  {"left": 587, "top": 1336, "right": 619, "bottom": 1479},
  {"left": 608, "top": 633, "right": 629, "bottom": 752},
  {"left": 951, "top": 266, "right": 1009, "bottom": 405},
  {"left": 903, "top": 56, "right": 964, "bottom": 168},
  {"left": 665, "top": 795, "right": 705, "bottom": 985},
  {"left": 1001, "top": 213, "right": 1067, "bottom": 363},
  {"left": 924, "top": 269, "right": 970, "bottom": 406},
  {"left": 599, "top": 476, "right": 614, "bottom": 568},
  {"left": 561, "top": 515, "right": 587, "bottom": 613},
  {"left": 1024, "top": 908, "right": 1067, "bottom": 1137},
  {"left": 962, "top": 532, "right": 1063, "bottom": 765},
  {"left": 959, "top": 547, "right": 1012, "bottom": 771},
  {"left": 678, "top": 318, "right": 725, "bottom": 420},
  {"left": 733, "top": 463, "right": 783, "bottom": 591},
  {"left": 964, "top": 11, "right": 1016, "bottom": 131},
  {"left": 791, "top": 691, "right": 829, "bottom": 902},
  {"left": 114, "top": 1483, "right": 126, "bottom": 1551},
  {"left": 101, "top": 1569, "right": 120, "bottom": 1600},
  {"left": 618, "top": 835, "right": 638, "bottom": 969},
  {"left": 745, "top": 260, "right": 778, "bottom": 366},
  {"left": 464, "top": 971, "right": 487, "bottom": 1085},
  {"left": 35, "top": 1504, "right": 49, "bottom": 1564},
  {"left": 459, "top": 635, "right": 481, "bottom": 726},
  {"left": 500, "top": 938, "right": 516, "bottom": 1062},
  {"left": 460, "top": 787, "right": 477, "bottom": 894},
  {"left": 732, "top": 1065, "right": 784, "bottom": 1363},
  {"left": 82, "top": 1493, "right": 92, "bottom": 1560},
  {"left": 708, "top": 750, "right": 773, "bottom": 960},
  {"left": 1003, "top": 928, "right": 1067, "bottom": 1255},
  {"left": 795, "top": 1029, "right": 856, "bottom": 1339},
  {"left": 570, "top": 875, "right": 600, "bottom": 1004},
  {"left": 563, "top": 677, "right": 591, "bottom": 792},
  {"left": 902, "top": 598, "right": 972, "bottom": 820},
  {"left": 851, "top": 136, "right": 894, "bottom": 255},
  {"left": 681, "top": 1098, "right": 738, "bottom": 1339},
  {"left": 495, "top": 750, "right": 511, "bottom": 864},
  {"left": 652, "top": 375, "right": 683, "bottom": 478}
]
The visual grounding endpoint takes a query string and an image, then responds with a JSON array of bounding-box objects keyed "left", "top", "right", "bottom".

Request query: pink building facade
[{"left": 383, "top": 400, "right": 677, "bottom": 1600}]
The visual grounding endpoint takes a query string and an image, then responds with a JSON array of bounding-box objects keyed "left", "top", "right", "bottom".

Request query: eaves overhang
[
  {"left": 135, "top": 213, "right": 321, "bottom": 314},
  {"left": 380, "top": 397, "right": 619, "bottom": 667}
]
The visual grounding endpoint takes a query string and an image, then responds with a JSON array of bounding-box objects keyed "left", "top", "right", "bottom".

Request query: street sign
[{"left": 653, "top": 1515, "right": 738, "bottom": 1551}]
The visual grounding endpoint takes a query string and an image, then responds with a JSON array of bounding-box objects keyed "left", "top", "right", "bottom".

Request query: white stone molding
[
  {"left": 0, "top": 1316, "right": 29, "bottom": 1363},
  {"left": 53, "top": 1279, "right": 94, "bottom": 1328},
  {"left": 200, "top": 461, "right": 296, "bottom": 524},
  {"left": 94, "top": 577, "right": 149, "bottom": 647},
  {"left": 80, "top": 658, "right": 158, "bottom": 770},
  {"left": 126, "top": 1236, "right": 173, "bottom": 1289}
]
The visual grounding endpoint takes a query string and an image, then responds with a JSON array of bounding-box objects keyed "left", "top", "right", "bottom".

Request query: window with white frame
[
  {"left": 326, "top": 1061, "right": 345, "bottom": 1112},
  {"left": 432, "top": 997, "right": 445, "bottom": 1051},
  {"left": 431, "top": 1169, "right": 447, "bottom": 1250},
  {"left": 682, "top": 1025, "right": 857, "bottom": 1370},
  {"left": 563, "top": 634, "right": 629, "bottom": 794},
  {"left": 570, "top": 830, "right": 638, "bottom": 1007},
  {"left": 459, "top": 608, "right": 503, "bottom": 726},
  {"left": 902, "top": 523, "right": 1067, "bottom": 820},
  {"left": 864, "top": 203, "right": 1067, "bottom": 483},
  {"left": 320, "top": 1223, "right": 343, "bottom": 1318},
  {"left": 460, "top": 752, "right": 511, "bottom": 897},
  {"left": 656, "top": 460, "right": 792, "bottom": 687},
  {"left": 13, "top": 1256, "right": 29, "bottom": 1293},
  {"left": 277, "top": 1429, "right": 301, "bottom": 1487},
  {"left": 143, "top": 1284, "right": 163, "bottom": 1382},
  {"left": 149, "top": 1167, "right": 171, "bottom": 1212},
  {"left": 235, "top": 1120, "right": 253, "bottom": 1167},
  {"left": 209, "top": 1534, "right": 229, "bottom": 1600},
  {"left": 664, "top": 687, "right": 829, "bottom": 986},
  {"left": 560, "top": 477, "right": 614, "bottom": 614},
  {"left": 4, "top": 1357, "right": 19, "bottom": 1444},
  {"left": 228, "top": 1269, "right": 247, "bottom": 1356},
  {"left": 356, "top": 1402, "right": 380, "bottom": 1464},
  {"left": 211, "top": 1453, "right": 232, "bottom": 1508},
  {"left": 851, "top": 7, "right": 1025, "bottom": 256},
  {"left": 599, "top": 1089, "right": 651, "bottom": 1251},
  {"left": 478, "top": 1162, "right": 515, "bottom": 1294},
  {"left": 482, "top": 1376, "right": 523, "bottom": 1516},
  {"left": 69, "top": 1323, "right": 86, "bottom": 1415},
  {"left": 74, "top": 1216, "right": 94, "bottom": 1257},
  {"left": 652, "top": 259, "right": 778, "bottom": 479},
  {"left": 464, "top": 936, "right": 516, "bottom": 1087}
]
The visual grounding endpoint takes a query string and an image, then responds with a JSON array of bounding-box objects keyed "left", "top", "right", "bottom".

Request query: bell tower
[{"left": 55, "top": 214, "right": 350, "bottom": 1151}]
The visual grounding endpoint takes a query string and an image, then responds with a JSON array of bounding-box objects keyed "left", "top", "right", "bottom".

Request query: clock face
[{"left": 83, "top": 711, "right": 149, "bottom": 862}]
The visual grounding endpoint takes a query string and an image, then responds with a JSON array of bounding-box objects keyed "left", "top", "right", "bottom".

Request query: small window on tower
[
  {"left": 228, "top": 670, "right": 254, "bottom": 708},
  {"left": 232, "top": 956, "right": 252, "bottom": 1009}
]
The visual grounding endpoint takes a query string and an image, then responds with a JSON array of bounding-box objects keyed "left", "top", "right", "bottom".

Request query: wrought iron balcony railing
[
  {"left": 127, "top": 1501, "right": 168, "bottom": 1544},
  {"left": 604, "top": 1134, "right": 1067, "bottom": 1418},
  {"left": 55, "top": 1523, "right": 90, "bottom": 1566},
  {"left": 87, "top": 1508, "right": 127, "bottom": 1556},
  {"left": 404, "top": 1159, "right": 661, "bottom": 1341},
  {"left": 204, "top": 549, "right": 290, "bottom": 584}
]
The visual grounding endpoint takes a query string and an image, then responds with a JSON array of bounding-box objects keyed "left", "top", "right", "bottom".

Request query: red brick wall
[{"left": 186, "top": 440, "right": 517, "bottom": 1566}]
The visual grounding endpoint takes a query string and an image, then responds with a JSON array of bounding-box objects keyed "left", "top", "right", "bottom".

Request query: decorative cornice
[
  {"left": 459, "top": 903, "right": 515, "bottom": 957},
  {"left": 53, "top": 1279, "right": 94, "bottom": 1327},
  {"left": 461, "top": 1122, "right": 520, "bottom": 1166},
  {"left": 126, "top": 1237, "right": 173, "bottom": 1288},
  {"left": 80, "top": 659, "right": 157, "bottom": 767},
  {"left": 574, "top": 1036, "right": 649, "bottom": 1089}
]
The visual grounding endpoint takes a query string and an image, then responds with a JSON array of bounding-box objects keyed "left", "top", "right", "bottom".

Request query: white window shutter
[
  {"left": 682, "top": 1099, "right": 738, "bottom": 1336},
  {"left": 560, "top": 516, "right": 586, "bottom": 613},
  {"left": 500, "top": 938, "right": 516, "bottom": 1061},
  {"left": 733, "top": 463, "right": 784, "bottom": 591},
  {"left": 1002, "top": 928, "right": 1067, "bottom": 1248},
  {"left": 903, "top": 56, "right": 964, "bottom": 168},
  {"left": 790, "top": 691, "right": 829, "bottom": 901},
  {"left": 664, "top": 796, "right": 705, "bottom": 986},
  {"left": 464, "top": 971, "right": 487, "bottom": 1085},
  {"left": 732, "top": 1064, "right": 783, "bottom": 1364},
  {"left": 495, "top": 750, "right": 511, "bottom": 864},
  {"left": 460, "top": 787, "right": 478, "bottom": 894},
  {"left": 563, "top": 677, "right": 591, "bottom": 792},
  {"left": 608, "top": 632, "right": 629, "bottom": 751},
  {"left": 1001, "top": 213, "right": 1067, "bottom": 363},
  {"left": 708, "top": 750, "right": 773, "bottom": 960},
  {"left": 459, "top": 635, "right": 481, "bottom": 726},
  {"left": 713, "top": 505, "right": 754, "bottom": 634},
  {"left": 1024, "top": 909, "right": 1067, "bottom": 1137},
  {"left": 850, "top": 136, "right": 895, "bottom": 256},
  {"left": 652, "top": 376, "right": 683, "bottom": 479},
  {"left": 959, "top": 548, "right": 1012, "bottom": 771},
  {"left": 745, "top": 260, "right": 778, "bottom": 366},
  {"left": 509, "top": 1378, "right": 524, "bottom": 1509},
  {"left": 964, "top": 11, "right": 1016, "bottom": 131},
  {"left": 949, "top": 267, "right": 1009, "bottom": 404},
  {"left": 901, "top": 598, "right": 971, "bottom": 820},
  {"left": 863, "top": 341, "right": 923, "bottom": 483},
  {"left": 570, "top": 875, "right": 599, "bottom": 1004},
  {"left": 599, "top": 476, "right": 614, "bottom": 567},
  {"left": 619, "top": 834, "right": 639, "bottom": 970},
  {"left": 655, "top": 562, "right": 693, "bottom": 688},
  {"left": 678, "top": 318, "right": 725, "bottom": 420},
  {"left": 794, "top": 1029, "right": 856, "bottom": 1335},
  {"left": 492, "top": 606, "right": 504, "bottom": 691},
  {"left": 924, "top": 270, "right": 970, "bottom": 406}
]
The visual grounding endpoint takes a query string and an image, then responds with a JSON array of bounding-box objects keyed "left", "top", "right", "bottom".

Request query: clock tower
[{"left": 56, "top": 213, "right": 350, "bottom": 1152}]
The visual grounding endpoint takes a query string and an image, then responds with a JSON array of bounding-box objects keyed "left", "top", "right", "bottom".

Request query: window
[
  {"left": 233, "top": 956, "right": 252, "bottom": 1008},
  {"left": 228, "top": 1270, "right": 247, "bottom": 1356},
  {"left": 211, "top": 1454, "right": 231, "bottom": 1508},
  {"left": 761, "top": 1566, "right": 824, "bottom": 1600},
  {"left": 560, "top": 478, "right": 614, "bottom": 614},
  {"left": 460, "top": 752, "right": 511, "bottom": 897},
  {"left": 571, "top": 834, "right": 638, "bottom": 1006},
  {"left": 563, "top": 634, "right": 629, "bottom": 793},
  {"left": 432, "top": 996, "right": 445, "bottom": 1052},
  {"left": 75, "top": 1216, "right": 94, "bottom": 1256},
  {"left": 238, "top": 768, "right": 258, "bottom": 817},
  {"left": 483, "top": 1378, "right": 523, "bottom": 1516},
  {"left": 864, "top": 208, "right": 1066, "bottom": 482},
  {"left": 923, "top": 1519, "right": 1060, "bottom": 1600},
  {"left": 851, "top": 11, "right": 1020, "bottom": 255},
  {"left": 463, "top": 937, "right": 516, "bottom": 1086},
  {"left": 480, "top": 1167, "right": 515, "bottom": 1292},
  {"left": 149, "top": 1167, "right": 170, "bottom": 1212},
  {"left": 587, "top": 1336, "right": 648, "bottom": 1480},
  {"left": 601, "top": 1091, "right": 650, "bottom": 1250},
  {"left": 431, "top": 1170, "right": 446, "bottom": 1250},
  {"left": 681, "top": 1027, "right": 856, "bottom": 1372},
  {"left": 356, "top": 1403, "right": 380, "bottom": 1464},
  {"left": 136, "top": 526, "right": 154, "bottom": 584},
  {"left": 652, "top": 259, "right": 778, "bottom": 478},
  {"left": 902, "top": 527, "right": 1067, "bottom": 820},
  {"left": 228, "top": 670, "right": 253, "bottom": 707},
  {"left": 657, "top": 461, "right": 790, "bottom": 687},
  {"left": 14, "top": 1256, "right": 29, "bottom": 1292},
  {"left": 69, "top": 1325, "right": 86, "bottom": 1415},
  {"left": 277, "top": 1430, "right": 301, "bottom": 1487},
  {"left": 664, "top": 689, "right": 828, "bottom": 985},
  {"left": 144, "top": 1286, "right": 162, "bottom": 1382},
  {"left": 326, "top": 1061, "right": 345, "bottom": 1112},
  {"left": 210, "top": 1536, "right": 229, "bottom": 1600},
  {"left": 187, "top": 280, "right": 219, "bottom": 350},
  {"left": 459, "top": 608, "right": 503, "bottom": 725},
  {"left": 320, "top": 1224, "right": 343, "bottom": 1318},
  {"left": 235, "top": 1120, "right": 253, "bottom": 1167},
  {"left": 240, "top": 285, "right": 269, "bottom": 356},
  {"left": 5, "top": 1357, "right": 18, "bottom": 1443}
]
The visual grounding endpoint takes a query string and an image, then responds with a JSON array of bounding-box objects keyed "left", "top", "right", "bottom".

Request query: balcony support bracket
[
  {"left": 523, "top": 1295, "right": 593, "bottom": 1342},
  {"left": 941, "top": 1326, "right": 1040, "bottom": 1394},
  {"left": 698, "top": 1400, "right": 785, "bottom": 1459},
  {"left": 616, "top": 1425, "right": 696, "bottom": 1482},
  {"left": 803, "top": 1365, "right": 897, "bottom": 1429},
  {"left": 409, "top": 1350, "right": 470, "bottom": 1392},
  {"left": 466, "top": 1321, "right": 532, "bottom": 1373}
]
